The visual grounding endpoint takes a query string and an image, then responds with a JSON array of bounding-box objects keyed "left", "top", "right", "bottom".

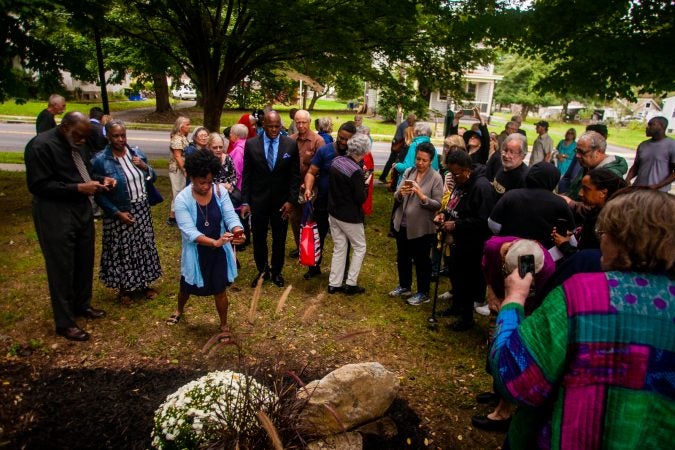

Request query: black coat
[{"left": 242, "top": 134, "right": 300, "bottom": 214}]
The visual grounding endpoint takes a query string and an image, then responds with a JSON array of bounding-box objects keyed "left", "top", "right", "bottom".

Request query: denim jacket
[{"left": 91, "top": 145, "right": 156, "bottom": 217}]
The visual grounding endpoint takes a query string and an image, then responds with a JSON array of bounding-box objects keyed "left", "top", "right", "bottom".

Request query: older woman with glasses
[{"left": 490, "top": 188, "right": 674, "bottom": 449}]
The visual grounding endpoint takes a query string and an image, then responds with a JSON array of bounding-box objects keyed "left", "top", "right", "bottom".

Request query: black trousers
[
  {"left": 32, "top": 198, "right": 95, "bottom": 329},
  {"left": 380, "top": 150, "right": 398, "bottom": 181},
  {"left": 314, "top": 205, "right": 329, "bottom": 268},
  {"left": 251, "top": 209, "right": 289, "bottom": 275},
  {"left": 448, "top": 242, "right": 487, "bottom": 323},
  {"left": 395, "top": 228, "right": 434, "bottom": 295}
]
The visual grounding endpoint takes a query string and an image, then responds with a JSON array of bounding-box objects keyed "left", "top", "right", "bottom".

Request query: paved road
[{"left": 0, "top": 122, "right": 637, "bottom": 170}]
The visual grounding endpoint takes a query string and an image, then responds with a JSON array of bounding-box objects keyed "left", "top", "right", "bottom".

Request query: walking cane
[{"left": 427, "top": 230, "right": 447, "bottom": 330}]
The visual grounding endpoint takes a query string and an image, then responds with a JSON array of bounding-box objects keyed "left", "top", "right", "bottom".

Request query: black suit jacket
[{"left": 242, "top": 134, "right": 300, "bottom": 213}]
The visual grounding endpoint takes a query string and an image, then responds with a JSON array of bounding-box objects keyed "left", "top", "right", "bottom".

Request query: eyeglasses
[
  {"left": 575, "top": 147, "right": 594, "bottom": 156},
  {"left": 500, "top": 149, "right": 522, "bottom": 156},
  {"left": 594, "top": 228, "right": 606, "bottom": 238}
]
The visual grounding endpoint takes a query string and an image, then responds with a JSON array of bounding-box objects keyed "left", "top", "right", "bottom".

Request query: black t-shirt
[
  {"left": 490, "top": 187, "right": 574, "bottom": 249},
  {"left": 491, "top": 163, "right": 528, "bottom": 197}
]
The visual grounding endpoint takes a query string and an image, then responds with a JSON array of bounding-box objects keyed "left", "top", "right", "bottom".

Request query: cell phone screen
[
  {"left": 518, "top": 254, "right": 535, "bottom": 278},
  {"left": 404, "top": 180, "right": 413, "bottom": 187},
  {"left": 555, "top": 218, "right": 568, "bottom": 234}
]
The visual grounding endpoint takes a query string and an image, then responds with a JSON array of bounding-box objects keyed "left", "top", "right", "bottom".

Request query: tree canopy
[{"left": 502, "top": 0, "right": 675, "bottom": 100}]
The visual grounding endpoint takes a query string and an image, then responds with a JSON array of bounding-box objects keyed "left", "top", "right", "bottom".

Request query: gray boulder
[{"left": 297, "top": 362, "right": 399, "bottom": 436}]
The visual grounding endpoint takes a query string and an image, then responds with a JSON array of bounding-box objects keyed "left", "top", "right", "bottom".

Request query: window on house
[
  {"left": 438, "top": 90, "right": 447, "bottom": 101},
  {"left": 466, "top": 83, "right": 477, "bottom": 98}
]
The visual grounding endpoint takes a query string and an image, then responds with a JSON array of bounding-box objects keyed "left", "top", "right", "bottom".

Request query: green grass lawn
[
  {"left": 493, "top": 112, "right": 645, "bottom": 150},
  {"left": 0, "top": 99, "right": 160, "bottom": 117},
  {"left": 0, "top": 168, "right": 501, "bottom": 449}
]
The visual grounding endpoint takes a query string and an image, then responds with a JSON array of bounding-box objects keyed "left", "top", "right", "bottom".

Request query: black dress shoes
[
  {"left": 343, "top": 285, "right": 365, "bottom": 295},
  {"left": 303, "top": 267, "right": 321, "bottom": 280},
  {"left": 271, "top": 274, "right": 285, "bottom": 287},
  {"left": 77, "top": 307, "right": 107, "bottom": 319},
  {"left": 438, "top": 306, "right": 461, "bottom": 317},
  {"left": 56, "top": 326, "right": 90, "bottom": 342},
  {"left": 327, "top": 285, "right": 343, "bottom": 294},
  {"left": 471, "top": 414, "right": 511, "bottom": 432},
  {"left": 251, "top": 271, "right": 270, "bottom": 288},
  {"left": 451, "top": 319, "right": 475, "bottom": 331}
]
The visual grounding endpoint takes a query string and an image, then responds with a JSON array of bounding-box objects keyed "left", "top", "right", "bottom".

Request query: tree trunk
[
  {"left": 202, "top": 88, "right": 229, "bottom": 132},
  {"left": 153, "top": 73, "right": 172, "bottom": 113},
  {"left": 561, "top": 100, "right": 569, "bottom": 121},
  {"left": 307, "top": 91, "right": 321, "bottom": 111},
  {"left": 521, "top": 105, "right": 530, "bottom": 118}
]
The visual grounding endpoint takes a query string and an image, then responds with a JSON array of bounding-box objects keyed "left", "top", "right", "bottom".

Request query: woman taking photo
[
  {"left": 92, "top": 120, "right": 162, "bottom": 305},
  {"left": 490, "top": 188, "right": 674, "bottom": 449},
  {"left": 166, "top": 150, "right": 245, "bottom": 339},
  {"left": 167, "top": 116, "right": 191, "bottom": 226},
  {"left": 389, "top": 142, "right": 443, "bottom": 305}
]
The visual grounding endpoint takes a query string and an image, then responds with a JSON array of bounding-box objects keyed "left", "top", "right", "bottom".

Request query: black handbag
[
  {"left": 147, "top": 182, "right": 164, "bottom": 206},
  {"left": 128, "top": 144, "right": 164, "bottom": 206}
]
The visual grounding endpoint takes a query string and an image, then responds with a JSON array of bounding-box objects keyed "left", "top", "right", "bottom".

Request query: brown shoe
[{"left": 56, "top": 326, "right": 90, "bottom": 341}]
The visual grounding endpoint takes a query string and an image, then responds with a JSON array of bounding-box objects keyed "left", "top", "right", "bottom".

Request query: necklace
[{"left": 197, "top": 200, "right": 209, "bottom": 227}]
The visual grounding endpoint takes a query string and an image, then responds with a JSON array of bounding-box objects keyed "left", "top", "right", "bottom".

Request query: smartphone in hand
[
  {"left": 518, "top": 254, "right": 536, "bottom": 279},
  {"left": 233, "top": 229, "right": 244, "bottom": 239}
]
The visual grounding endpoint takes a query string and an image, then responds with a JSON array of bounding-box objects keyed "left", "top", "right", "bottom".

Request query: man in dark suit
[
  {"left": 25, "top": 112, "right": 112, "bottom": 341},
  {"left": 241, "top": 110, "right": 300, "bottom": 287},
  {"left": 87, "top": 106, "right": 108, "bottom": 157}
]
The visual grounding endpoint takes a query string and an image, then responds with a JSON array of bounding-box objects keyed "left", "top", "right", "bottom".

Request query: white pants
[
  {"left": 168, "top": 170, "right": 186, "bottom": 213},
  {"left": 328, "top": 215, "right": 366, "bottom": 287}
]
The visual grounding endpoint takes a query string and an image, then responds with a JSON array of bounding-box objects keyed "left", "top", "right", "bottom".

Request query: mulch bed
[{"left": 1, "top": 358, "right": 428, "bottom": 449}]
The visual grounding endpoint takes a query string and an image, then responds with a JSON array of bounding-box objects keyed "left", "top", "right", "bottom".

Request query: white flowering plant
[{"left": 151, "top": 370, "right": 277, "bottom": 450}]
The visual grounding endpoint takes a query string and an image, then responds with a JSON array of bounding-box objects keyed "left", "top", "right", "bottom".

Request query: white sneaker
[
  {"left": 407, "top": 293, "right": 430, "bottom": 305},
  {"left": 438, "top": 291, "right": 453, "bottom": 301},
  {"left": 389, "top": 286, "right": 412, "bottom": 298},
  {"left": 475, "top": 304, "right": 491, "bottom": 316},
  {"left": 474, "top": 301, "right": 487, "bottom": 308}
]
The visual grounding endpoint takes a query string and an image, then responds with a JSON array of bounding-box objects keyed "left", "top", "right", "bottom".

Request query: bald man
[
  {"left": 25, "top": 112, "right": 114, "bottom": 341},
  {"left": 36, "top": 94, "right": 66, "bottom": 134},
  {"left": 289, "top": 110, "right": 325, "bottom": 258},
  {"left": 241, "top": 110, "right": 300, "bottom": 288}
]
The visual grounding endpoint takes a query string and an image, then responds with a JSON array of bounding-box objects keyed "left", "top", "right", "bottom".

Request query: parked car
[
  {"left": 171, "top": 86, "right": 197, "bottom": 100},
  {"left": 619, "top": 115, "right": 644, "bottom": 126}
]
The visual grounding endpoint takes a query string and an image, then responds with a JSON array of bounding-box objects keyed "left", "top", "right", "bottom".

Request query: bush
[{"left": 151, "top": 370, "right": 277, "bottom": 450}]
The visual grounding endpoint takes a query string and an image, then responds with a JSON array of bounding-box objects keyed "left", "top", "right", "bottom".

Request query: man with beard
[
  {"left": 490, "top": 133, "right": 529, "bottom": 198},
  {"left": 302, "top": 121, "right": 357, "bottom": 279},
  {"left": 25, "top": 112, "right": 112, "bottom": 341}
]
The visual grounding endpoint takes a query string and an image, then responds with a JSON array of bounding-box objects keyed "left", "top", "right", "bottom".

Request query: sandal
[
  {"left": 166, "top": 314, "right": 181, "bottom": 325},
  {"left": 145, "top": 288, "right": 159, "bottom": 299},
  {"left": 217, "top": 326, "right": 232, "bottom": 342}
]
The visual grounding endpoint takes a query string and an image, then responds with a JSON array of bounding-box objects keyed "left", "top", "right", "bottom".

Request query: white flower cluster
[{"left": 151, "top": 370, "right": 277, "bottom": 450}]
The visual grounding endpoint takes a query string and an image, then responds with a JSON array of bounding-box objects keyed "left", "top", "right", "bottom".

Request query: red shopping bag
[{"left": 299, "top": 203, "right": 321, "bottom": 266}]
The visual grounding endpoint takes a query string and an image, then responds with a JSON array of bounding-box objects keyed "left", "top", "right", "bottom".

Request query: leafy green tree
[
  {"left": 107, "top": 0, "right": 419, "bottom": 131},
  {"left": 504, "top": 0, "right": 675, "bottom": 100},
  {"left": 494, "top": 54, "right": 558, "bottom": 117}
]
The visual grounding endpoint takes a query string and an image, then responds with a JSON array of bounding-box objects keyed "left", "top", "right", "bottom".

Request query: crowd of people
[{"left": 24, "top": 97, "right": 674, "bottom": 447}]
